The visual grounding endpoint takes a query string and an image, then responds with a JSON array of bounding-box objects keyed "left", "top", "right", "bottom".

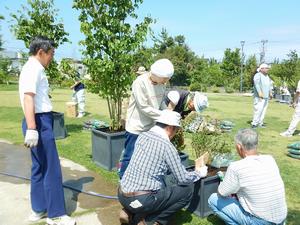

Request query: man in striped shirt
[
  {"left": 118, "top": 110, "right": 208, "bottom": 225},
  {"left": 208, "top": 128, "right": 287, "bottom": 225}
]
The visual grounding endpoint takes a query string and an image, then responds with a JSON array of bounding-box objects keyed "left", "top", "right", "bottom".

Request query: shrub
[
  {"left": 211, "top": 86, "right": 220, "bottom": 93},
  {"left": 225, "top": 86, "right": 235, "bottom": 93},
  {"left": 189, "top": 82, "right": 207, "bottom": 92}
]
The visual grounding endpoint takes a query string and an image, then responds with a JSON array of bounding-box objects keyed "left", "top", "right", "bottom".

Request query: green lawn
[{"left": 0, "top": 84, "right": 299, "bottom": 225}]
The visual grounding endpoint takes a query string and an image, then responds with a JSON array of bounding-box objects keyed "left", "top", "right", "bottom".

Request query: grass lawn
[{"left": 0, "top": 84, "right": 299, "bottom": 225}]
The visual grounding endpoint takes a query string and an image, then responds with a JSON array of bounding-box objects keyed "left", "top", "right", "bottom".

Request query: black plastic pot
[
  {"left": 186, "top": 166, "right": 222, "bottom": 217},
  {"left": 91, "top": 128, "right": 126, "bottom": 171},
  {"left": 179, "top": 152, "right": 189, "bottom": 167},
  {"left": 52, "top": 111, "right": 67, "bottom": 139}
]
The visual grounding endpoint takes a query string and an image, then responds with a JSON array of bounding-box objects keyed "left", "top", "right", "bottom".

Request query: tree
[
  {"left": 73, "top": 0, "right": 152, "bottom": 131},
  {"left": 243, "top": 55, "right": 258, "bottom": 90},
  {"left": 10, "top": 0, "right": 69, "bottom": 84},
  {"left": 221, "top": 48, "right": 241, "bottom": 88},
  {"left": 0, "top": 15, "right": 12, "bottom": 84}
]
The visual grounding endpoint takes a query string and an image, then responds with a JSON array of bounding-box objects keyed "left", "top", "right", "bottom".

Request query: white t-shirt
[
  {"left": 19, "top": 57, "right": 52, "bottom": 113},
  {"left": 125, "top": 72, "right": 165, "bottom": 134},
  {"left": 296, "top": 80, "right": 300, "bottom": 103},
  {"left": 218, "top": 155, "right": 287, "bottom": 224}
]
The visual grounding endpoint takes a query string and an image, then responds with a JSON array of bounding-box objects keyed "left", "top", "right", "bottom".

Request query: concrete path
[{"left": 0, "top": 141, "right": 122, "bottom": 225}]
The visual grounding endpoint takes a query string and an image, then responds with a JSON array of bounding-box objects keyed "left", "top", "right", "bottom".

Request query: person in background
[
  {"left": 208, "top": 128, "right": 287, "bottom": 225},
  {"left": 164, "top": 90, "right": 208, "bottom": 118},
  {"left": 280, "top": 80, "right": 300, "bottom": 137},
  {"left": 118, "top": 59, "right": 174, "bottom": 179},
  {"left": 19, "top": 36, "right": 76, "bottom": 225},
  {"left": 70, "top": 72, "right": 85, "bottom": 118},
  {"left": 118, "top": 110, "right": 208, "bottom": 225},
  {"left": 251, "top": 63, "right": 272, "bottom": 128}
]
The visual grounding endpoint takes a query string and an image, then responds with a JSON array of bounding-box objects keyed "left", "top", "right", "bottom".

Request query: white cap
[
  {"left": 136, "top": 66, "right": 146, "bottom": 75},
  {"left": 194, "top": 92, "right": 209, "bottom": 112},
  {"left": 167, "top": 91, "right": 180, "bottom": 105},
  {"left": 157, "top": 110, "right": 181, "bottom": 127},
  {"left": 257, "top": 63, "right": 270, "bottom": 72},
  {"left": 150, "top": 59, "right": 174, "bottom": 78}
]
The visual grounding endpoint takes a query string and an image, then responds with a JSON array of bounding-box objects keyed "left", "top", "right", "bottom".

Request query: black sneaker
[{"left": 251, "top": 125, "right": 258, "bottom": 129}]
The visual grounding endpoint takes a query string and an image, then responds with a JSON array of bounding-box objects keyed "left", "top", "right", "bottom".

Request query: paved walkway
[{"left": 0, "top": 141, "right": 122, "bottom": 225}]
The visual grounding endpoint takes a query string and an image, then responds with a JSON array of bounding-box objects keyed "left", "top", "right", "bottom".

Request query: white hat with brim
[
  {"left": 136, "top": 66, "right": 146, "bottom": 75},
  {"left": 150, "top": 59, "right": 174, "bottom": 78},
  {"left": 257, "top": 63, "right": 270, "bottom": 72},
  {"left": 156, "top": 110, "right": 181, "bottom": 127},
  {"left": 194, "top": 92, "right": 209, "bottom": 112}
]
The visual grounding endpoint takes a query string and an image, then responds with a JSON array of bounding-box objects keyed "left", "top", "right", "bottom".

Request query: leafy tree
[
  {"left": 10, "top": 0, "right": 69, "bottom": 84},
  {"left": 243, "top": 55, "right": 258, "bottom": 90},
  {"left": 132, "top": 46, "right": 155, "bottom": 71},
  {"left": 0, "top": 15, "right": 12, "bottom": 84},
  {"left": 221, "top": 48, "right": 241, "bottom": 88},
  {"left": 73, "top": 0, "right": 152, "bottom": 130}
]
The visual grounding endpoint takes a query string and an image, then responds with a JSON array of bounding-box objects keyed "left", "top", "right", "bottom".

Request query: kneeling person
[{"left": 118, "top": 110, "right": 208, "bottom": 225}]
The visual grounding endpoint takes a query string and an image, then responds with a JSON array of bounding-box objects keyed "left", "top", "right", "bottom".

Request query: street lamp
[{"left": 240, "top": 41, "right": 245, "bottom": 92}]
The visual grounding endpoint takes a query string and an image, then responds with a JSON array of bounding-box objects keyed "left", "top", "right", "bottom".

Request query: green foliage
[
  {"left": 74, "top": 0, "right": 153, "bottom": 131},
  {"left": 10, "top": 0, "right": 69, "bottom": 84},
  {"left": 189, "top": 82, "right": 207, "bottom": 92},
  {"left": 0, "top": 57, "right": 12, "bottom": 84},
  {"left": 224, "top": 85, "right": 234, "bottom": 93},
  {"left": 211, "top": 86, "right": 220, "bottom": 93},
  {"left": 171, "top": 128, "right": 186, "bottom": 152},
  {"left": 191, "top": 131, "right": 232, "bottom": 159},
  {"left": 221, "top": 48, "right": 241, "bottom": 89}
]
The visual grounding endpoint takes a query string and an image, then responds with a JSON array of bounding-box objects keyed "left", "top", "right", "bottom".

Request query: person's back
[{"left": 223, "top": 155, "right": 287, "bottom": 223}]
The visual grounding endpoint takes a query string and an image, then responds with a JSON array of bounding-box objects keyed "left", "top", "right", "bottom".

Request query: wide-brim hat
[{"left": 194, "top": 92, "right": 209, "bottom": 112}]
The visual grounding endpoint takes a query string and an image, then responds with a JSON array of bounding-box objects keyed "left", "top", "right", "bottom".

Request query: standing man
[
  {"left": 280, "top": 80, "right": 300, "bottom": 137},
  {"left": 119, "top": 110, "right": 208, "bottom": 225},
  {"left": 251, "top": 63, "right": 272, "bottom": 128},
  {"left": 164, "top": 90, "right": 208, "bottom": 118},
  {"left": 19, "top": 36, "right": 76, "bottom": 225},
  {"left": 70, "top": 72, "right": 85, "bottom": 118},
  {"left": 208, "top": 128, "right": 287, "bottom": 225},
  {"left": 118, "top": 59, "right": 174, "bottom": 178}
]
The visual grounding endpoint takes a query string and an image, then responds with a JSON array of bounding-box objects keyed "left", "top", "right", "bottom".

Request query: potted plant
[
  {"left": 73, "top": 0, "right": 153, "bottom": 170},
  {"left": 186, "top": 130, "right": 232, "bottom": 217},
  {"left": 10, "top": 0, "right": 70, "bottom": 140}
]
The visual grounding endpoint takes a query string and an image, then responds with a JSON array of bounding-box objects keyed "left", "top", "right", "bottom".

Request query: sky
[{"left": 1, "top": 0, "right": 300, "bottom": 62}]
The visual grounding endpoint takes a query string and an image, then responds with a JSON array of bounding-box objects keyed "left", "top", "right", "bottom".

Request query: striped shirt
[
  {"left": 120, "top": 126, "right": 202, "bottom": 193},
  {"left": 218, "top": 155, "right": 287, "bottom": 224}
]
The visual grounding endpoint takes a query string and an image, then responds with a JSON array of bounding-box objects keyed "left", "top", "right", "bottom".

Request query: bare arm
[{"left": 24, "top": 93, "right": 36, "bottom": 129}]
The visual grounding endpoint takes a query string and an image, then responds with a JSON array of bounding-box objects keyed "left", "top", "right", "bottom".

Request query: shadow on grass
[
  {"left": 66, "top": 124, "right": 85, "bottom": 133},
  {"left": 207, "top": 214, "right": 225, "bottom": 224},
  {"left": 168, "top": 209, "right": 193, "bottom": 225},
  {"left": 287, "top": 209, "right": 300, "bottom": 225}
]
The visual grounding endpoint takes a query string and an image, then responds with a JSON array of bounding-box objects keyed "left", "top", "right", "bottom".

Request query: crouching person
[
  {"left": 118, "top": 110, "right": 208, "bottom": 225},
  {"left": 208, "top": 128, "right": 287, "bottom": 225}
]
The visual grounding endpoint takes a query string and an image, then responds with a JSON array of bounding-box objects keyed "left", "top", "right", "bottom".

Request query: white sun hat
[
  {"left": 194, "top": 92, "right": 209, "bottom": 112},
  {"left": 257, "top": 63, "right": 270, "bottom": 72},
  {"left": 157, "top": 110, "right": 181, "bottom": 127},
  {"left": 150, "top": 59, "right": 174, "bottom": 78}
]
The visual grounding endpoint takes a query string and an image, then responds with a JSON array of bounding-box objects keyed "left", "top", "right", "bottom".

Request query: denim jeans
[
  {"left": 118, "top": 131, "right": 139, "bottom": 179},
  {"left": 208, "top": 193, "right": 285, "bottom": 225}
]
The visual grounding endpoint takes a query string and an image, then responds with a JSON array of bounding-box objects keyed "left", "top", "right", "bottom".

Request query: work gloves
[
  {"left": 24, "top": 129, "right": 39, "bottom": 148},
  {"left": 197, "top": 165, "right": 208, "bottom": 177}
]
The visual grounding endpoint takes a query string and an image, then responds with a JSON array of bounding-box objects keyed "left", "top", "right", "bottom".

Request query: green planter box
[{"left": 91, "top": 128, "right": 126, "bottom": 171}]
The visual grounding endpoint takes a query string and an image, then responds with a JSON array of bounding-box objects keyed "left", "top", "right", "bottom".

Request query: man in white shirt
[
  {"left": 251, "top": 63, "right": 272, "bottom": 128},
  {"left": 208, "top": 129, "right": 287, "bottom": 225},
  {"left": 118, "top": 59, "right": 174, "bottom": 179},
  {"left": 19, "top": 36, "right": 75, "bottom": 225},
  {"left": 280, "top": 80, "right": 300, "bottom": 137}
]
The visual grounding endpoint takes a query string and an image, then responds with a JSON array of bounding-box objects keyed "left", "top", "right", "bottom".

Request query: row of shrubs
[{"left": 189, "top": 82, "right": 235, "bottom": 93}]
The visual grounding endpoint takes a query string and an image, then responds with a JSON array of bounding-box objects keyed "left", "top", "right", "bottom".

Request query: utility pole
[
  {"left": 260, "top": 39, "right": 268, "bottom": 63},
  {"left": 240, "top": 40, "right": 245, "bottom": 93}
]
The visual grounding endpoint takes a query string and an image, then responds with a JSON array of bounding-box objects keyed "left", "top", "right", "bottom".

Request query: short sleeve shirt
[{"left": 19, "top": 57, "right": 52, "bottom": 113}]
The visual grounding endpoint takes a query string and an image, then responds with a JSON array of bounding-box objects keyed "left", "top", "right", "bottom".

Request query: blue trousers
[
  {"left": 22, "top": 112, "right": 66, "bottom": 218},
  {"left": 208, "top": 193, "right": 285, "bottom": 225},
  {"left": 118, "top": 131, "right": 139, "bottom": 179}
]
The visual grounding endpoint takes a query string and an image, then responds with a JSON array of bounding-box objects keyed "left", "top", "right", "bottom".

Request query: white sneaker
[
  {"left": 28, "top": 210, "right": 47, "bottom": 222},
  {"left": 46, "top": 215, "right": 76, "bottom": 225},
  {"left": 77, "top": 113, "right": 85, "bottom": 118},
  {"left": 280, "top": 131, "right": 293, "bottom": 137}
]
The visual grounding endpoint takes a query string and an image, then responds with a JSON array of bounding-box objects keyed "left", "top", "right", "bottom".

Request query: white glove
[
  {"left": 24, "top": 129, "right": 39, "bottom": 148},
  {"left": 197, "top": 166, "right": 208, "bottom": 178}
]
